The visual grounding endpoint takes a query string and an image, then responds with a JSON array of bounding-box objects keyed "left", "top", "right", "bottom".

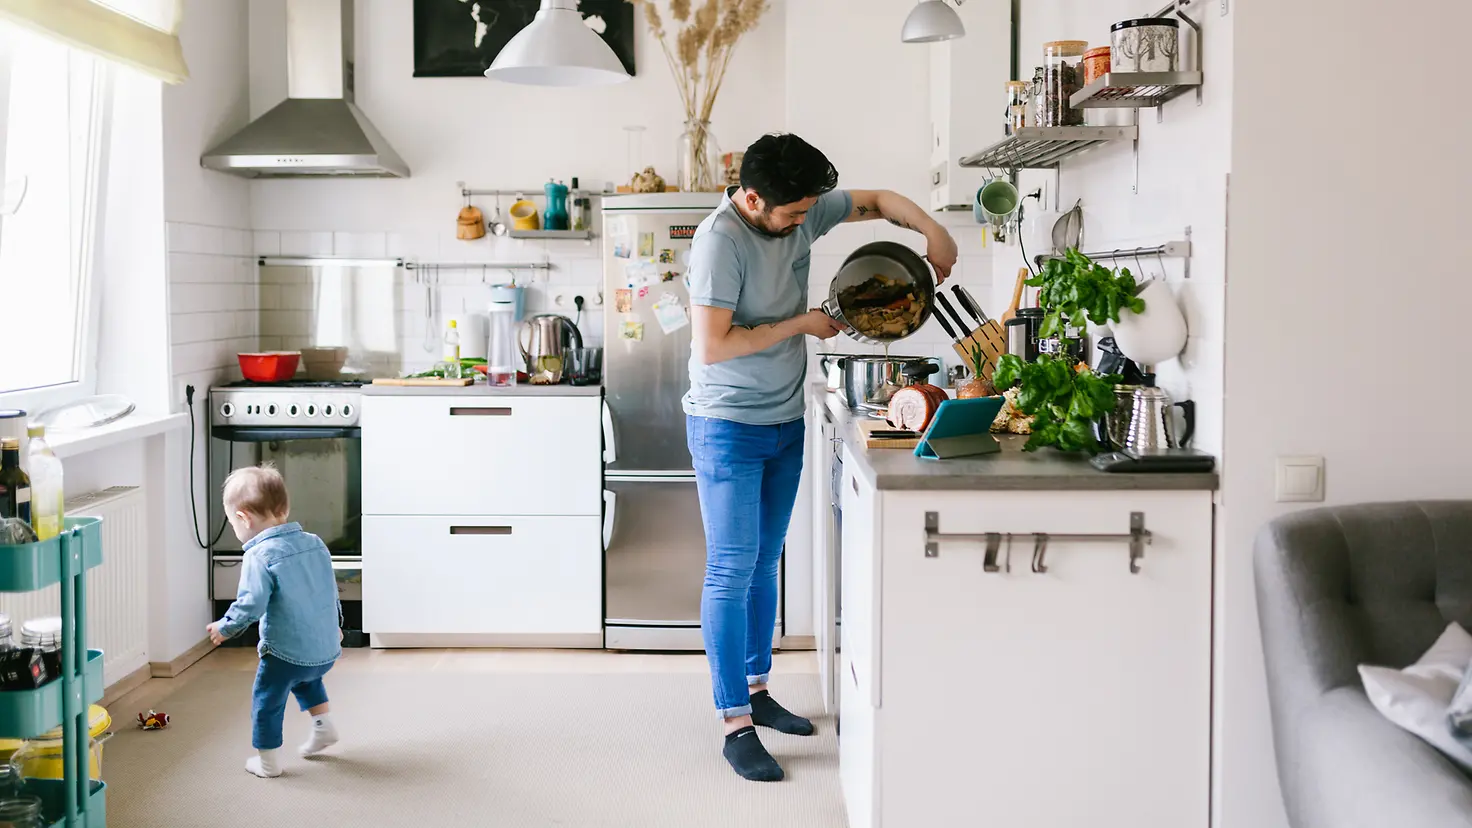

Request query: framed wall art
[{"left": 413, "top": 0, "right": 636, "bottom": 78}]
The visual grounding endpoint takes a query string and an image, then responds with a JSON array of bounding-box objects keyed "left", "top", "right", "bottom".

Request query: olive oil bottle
[{"left": 0, "top": 437, "right": 31, "bottom": 524}]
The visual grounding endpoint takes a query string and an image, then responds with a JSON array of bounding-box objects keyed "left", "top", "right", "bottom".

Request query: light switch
[{"left": 1275, "top": 456, "right": 1325, "bottom": 502}]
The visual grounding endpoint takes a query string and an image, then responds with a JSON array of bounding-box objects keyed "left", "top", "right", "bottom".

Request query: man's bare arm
[
  {"left": 844, "top": 190, "right": 958, "bottom": 281},
  {"left": 691, "top": 306, "right": 842, "bottom": 365}
]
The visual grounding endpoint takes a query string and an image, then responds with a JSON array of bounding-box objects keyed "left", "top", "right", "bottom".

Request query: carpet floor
[{"left": 102, "top": 668, "right": 845, "bottom": 828}]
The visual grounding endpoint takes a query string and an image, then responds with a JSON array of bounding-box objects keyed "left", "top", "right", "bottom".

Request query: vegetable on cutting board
[{"left": 404, "top": 358, "right": 486, "bottom": 380}]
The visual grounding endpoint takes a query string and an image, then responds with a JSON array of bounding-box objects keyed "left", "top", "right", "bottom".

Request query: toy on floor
[{"left": 137, "top": 710, "right": 169, "bottom": 730}]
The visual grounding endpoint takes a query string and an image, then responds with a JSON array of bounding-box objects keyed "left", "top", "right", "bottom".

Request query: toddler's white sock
[
  {"left": 300, "top": 713, "right": 339, "bottom": 757},
  {"left": 245, "top": 749, "right": 282, "bottom": 778}
]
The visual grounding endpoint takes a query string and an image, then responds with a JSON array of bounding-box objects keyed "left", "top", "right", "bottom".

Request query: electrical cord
[
  {"left": 185, "top": 385, "right": 231, "bottom": 549},
  {"left": 1015, "top": 200, "right": 1039, "bottom": 278}
]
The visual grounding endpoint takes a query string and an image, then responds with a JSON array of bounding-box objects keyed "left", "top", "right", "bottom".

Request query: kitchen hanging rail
[
  {"left": 258, "top": 256, "right": 404, "bottom": 268},
  {"left": 405, "top": 261, "right": 551, "bottom": 272},
  {"left": 959, "top": 126, "right": 1137, "bottom": 172},
  {"left": 923, "top": 512, "right": 1151, "bottom": 574},
  {"left": 460, "top": 187, "right": 611, "bottom": 199},
  {"left": 1034, "top": 228, "right": 1194, "bottom": 277}
]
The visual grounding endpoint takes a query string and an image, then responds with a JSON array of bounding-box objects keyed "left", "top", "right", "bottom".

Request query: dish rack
[{"left": 0, "top": 518, "right": 107, "bottom": 826}]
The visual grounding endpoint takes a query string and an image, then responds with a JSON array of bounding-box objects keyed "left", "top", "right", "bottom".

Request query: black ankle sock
[
  {"left": 750, "top": 690, "right": 815, "bottom": 736},
  {"left": 722, "top": 726, "right": 784, "bottom": 782}
]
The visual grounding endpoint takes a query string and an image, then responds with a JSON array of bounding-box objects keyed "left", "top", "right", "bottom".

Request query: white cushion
[{"left": 1359, "top": 621, "right": 1472, "bottom": 771}]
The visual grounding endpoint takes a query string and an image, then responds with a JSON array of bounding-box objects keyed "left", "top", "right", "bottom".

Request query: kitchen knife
[
  {"left": 934, "top": 291, "right": 973, "bottom": 338},
  {"left": 953, "top": 285, "right": 990, "bottom": 325},
  {"left": 931, "top": 304, "right": 964, "bottom": 344}
]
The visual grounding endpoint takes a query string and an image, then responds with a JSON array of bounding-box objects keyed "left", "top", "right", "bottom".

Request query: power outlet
[{"left": 549, "top": 286, "right": 603, "bottom": 310}]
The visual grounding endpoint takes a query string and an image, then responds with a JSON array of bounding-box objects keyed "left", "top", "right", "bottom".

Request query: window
[{"left": 0, "top": 25, "right": 110, "bottom": 403}]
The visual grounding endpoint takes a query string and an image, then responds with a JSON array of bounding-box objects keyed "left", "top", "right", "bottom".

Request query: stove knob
[
  {"left": 340, "top": 403, "right": 354, "bottom": 418},
  {"left": 288, "top": 404, "right": 300, "bottom": 417},
  {"left": 266, "top": 404, "right": 278, "bottom": 417},
  {"left": 323, "top": 404, "right": 335, "bottom": 417},
  {"left": 219, "top": 403, "right": 235, "bottom": 418},
  {"left": 306, "top": 404, "right": 317, "bottom": 417}
]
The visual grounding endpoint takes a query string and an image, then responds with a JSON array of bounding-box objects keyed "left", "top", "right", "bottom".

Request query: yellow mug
[{"left": 509, "top": 199, "right": 540, "bottom": 231}]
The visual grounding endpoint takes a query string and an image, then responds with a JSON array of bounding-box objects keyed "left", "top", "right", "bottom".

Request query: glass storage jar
[
  {"left": 0, "top": 614, "right": 12, "bottom": 651},
  {"left": 1005, "top": 81, "right": 1031, "bottom": 134},
  {"left": 17, "top": 619, "right": 60, "bottom": 683},
  {"left": 6, "top": 704, "right": 111, "bottom": 788},
  {"left": 1042, "top": 40, "right": 1088, "bottom": 126},
  {"left": 0, "top": 795, "right": 44, "bottom": 828},
  {"left": 1030, "top": 67, "right": 1045, "bottom": 129}
]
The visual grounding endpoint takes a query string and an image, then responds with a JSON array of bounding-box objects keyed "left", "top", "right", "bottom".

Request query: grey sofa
[{"left": 1255, "top": 501, "right": 1472, "bottom": 828}]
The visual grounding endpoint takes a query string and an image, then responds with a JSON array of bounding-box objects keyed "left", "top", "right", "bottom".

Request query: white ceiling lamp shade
[
  {"left": 484, "top": 0, "right": 630, "bottom": 87},
  {"left": 901, "top": 0, "right": 966, "bottom": 44}
]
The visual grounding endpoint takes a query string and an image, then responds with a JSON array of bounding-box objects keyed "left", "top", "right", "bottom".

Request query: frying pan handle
[{"left": 820, "top": 298, "right": 844, "bottom": 322}]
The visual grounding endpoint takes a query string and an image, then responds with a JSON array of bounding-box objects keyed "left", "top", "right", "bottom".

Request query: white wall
[{"left": 1221, "top": 3, "right": 1472, "bottom": 828}]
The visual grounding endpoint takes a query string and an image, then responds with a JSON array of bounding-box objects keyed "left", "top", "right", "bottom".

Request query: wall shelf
[
  {"left": 1071, "top": 72, "right": 1203, "bottom": 121},
  {"left": 959, "top": 127, "right": 1137, "bottom": 172},
  {"left": 508, "top": 229, "right": 593, "bottom": 241}
]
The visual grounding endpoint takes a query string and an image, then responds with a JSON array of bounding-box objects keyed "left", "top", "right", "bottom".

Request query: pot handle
[
  {"left": 1174, "top": 400, "right": 1195, "bottom": 447},
  {"left": 820, "top": 298, "right": 844, "bottom": 322}
]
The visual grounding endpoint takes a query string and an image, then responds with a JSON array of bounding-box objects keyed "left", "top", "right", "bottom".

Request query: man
[{"left": 684, "top": 133, "right": 958, "bottom": 781}]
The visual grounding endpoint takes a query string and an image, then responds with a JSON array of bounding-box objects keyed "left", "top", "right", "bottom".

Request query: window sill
[{"left": 49, "top": 412, "right": 189, "bottom": 459}]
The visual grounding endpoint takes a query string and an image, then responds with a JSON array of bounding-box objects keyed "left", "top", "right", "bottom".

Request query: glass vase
[{"left": 677, "top": 119, "right": 722, "bottom": 193}]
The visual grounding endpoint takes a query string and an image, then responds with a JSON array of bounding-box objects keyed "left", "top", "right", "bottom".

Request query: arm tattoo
[
  {"left": 887, "top": 218, "right": 912, "bottom": 230},
  {"left": 855, "top": 204, "right": 874, "bottom": 217}
]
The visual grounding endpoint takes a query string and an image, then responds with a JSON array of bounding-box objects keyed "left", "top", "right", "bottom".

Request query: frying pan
[{"left": 820, "top": 241, "right": 937, "bottom": 346}]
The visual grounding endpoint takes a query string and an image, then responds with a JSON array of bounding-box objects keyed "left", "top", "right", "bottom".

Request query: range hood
[{"left": 201, "top": 0, "right": 408, "bottom": 178}]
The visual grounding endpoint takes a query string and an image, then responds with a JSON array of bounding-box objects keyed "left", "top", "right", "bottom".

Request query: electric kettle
[{"left": 519, "top": 314, "right": 584, "bottom": 385}]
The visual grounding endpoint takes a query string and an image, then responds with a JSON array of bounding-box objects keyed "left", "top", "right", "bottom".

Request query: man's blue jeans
[{"left": 688, "top": 415, "right": 806, "bottom": 718}]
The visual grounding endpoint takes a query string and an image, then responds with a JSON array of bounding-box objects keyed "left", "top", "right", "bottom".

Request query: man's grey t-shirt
[{"left": 682, "top": 187, "right": 853, "bottom": 426}]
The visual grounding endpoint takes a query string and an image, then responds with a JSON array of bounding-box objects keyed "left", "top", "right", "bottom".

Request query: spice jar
[
  {"left": 0, "top": 795, "right": 43, "bottom": 828},
  {"left": 0, "top": 614, "right": 11, "bottom": 651},
  {"left": 18, "top": 619, "right": 60, "bottom": 684},
  {"left": 1030, "top": 67, "right": 1046, "bottom": 130},
  {"left": 1005, "top": 81, "right": 1031, "bottom": 135},
  {"left": 1042, "top": 41, "right": 1088, "bottom": 126},
  {"left": 1083, "top": 46, "right": 1112, "bottom": 86}
]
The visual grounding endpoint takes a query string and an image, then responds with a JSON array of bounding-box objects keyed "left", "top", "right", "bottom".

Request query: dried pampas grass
[{"left": 626, "top": 0, "right": 769, "bottom": 124}]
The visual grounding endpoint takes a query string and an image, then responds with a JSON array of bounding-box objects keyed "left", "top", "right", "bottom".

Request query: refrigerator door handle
[
  {"left": 602, "top": 398, "right": 617, "bottom": 465},
  {"left": 603, "top": 489, "right": 617, "bottom": 550}
]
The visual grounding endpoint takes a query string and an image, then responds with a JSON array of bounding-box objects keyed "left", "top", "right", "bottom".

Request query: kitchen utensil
[
  {"left": 977, "top": 179, "right": 1020, "bottom": 238},
  {"left": 932, "top": 308, "right": 963, "bottom": 345},
  {"left": 1123, "top": 375, "right": 1196, "bottom": 453},
  {"left": 237, "top": 351, "right": 300, "bottom": 383},
  {"left": 485, "top": 298, "right": 520, "bottom": 387},
  {"left": 519, "top": 314, "right": 585, "bottom": 385},
  {"left": 837, "top": 355, "right": 944, "bottom": 410},
  {"left": 820, "top": 241, "right": 936, "bottom": 346},
  {"left": 370, "top": 377, "right": 474, "bottom": 387},
  {"left": 1000, "top": 267, "right": 1029, "bottom": 323},
  {"left": 1016, "top": 307, "right": 1045, "bottom": 361},
  {"left": 568, "top": 347, "right": 603, "bottom": 386},
  {"left": 28, "top": 396, "right": 136, "bottom": 434},
  {"left": 1004, "top": 318, "right": 1030, "bottom": 360},
  {"left": 509, "top": 198, "right": 540, "bottom": 231},
  {"left": 934, "top": 291, "right": 971, "bottom": 338},
  {"left": 456, "top": 203, "right": 485, "bottom": 240},
  {"left": 1111, "top": 17, "right": 1180, "bottom": 73},
  {"left": 487, "top": 195, "right": 508, "bottom": 237},
  {"left": 299, "top": 346, "right": 348, "bottom": 380},
  {"left": 1094, "top": 383, "right": 1140, "bottom": 450},
  {"left": 1051, "top": 200, "right": 1083, "bottom": 255},
  {"left": 1111, "top": 280, "right": 1187, "bottom": 366},
  {"left": 1092, "top": 336, "right": 1146, "bottom": 385}
]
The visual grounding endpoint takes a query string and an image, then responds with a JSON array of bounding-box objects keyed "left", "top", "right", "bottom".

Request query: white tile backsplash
[
  {"left": 253, "top": 231, "right": 281, "bottom": 256},
  {"left": 332, "top": 231, "right": 388, "bottom": 259},
  {"left": 279, "top": 231, "right": 334, "bottom": 256}
]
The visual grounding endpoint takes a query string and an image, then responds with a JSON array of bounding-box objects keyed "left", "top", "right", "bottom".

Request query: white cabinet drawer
[
  {"left": 361, "top": 515, "right": 601, "bottom": 635},
  {"left": 361, "top": 395, "right": 601, "bottom": 516}
]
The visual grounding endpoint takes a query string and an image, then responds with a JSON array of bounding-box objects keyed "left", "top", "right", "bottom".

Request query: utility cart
[{"left": 0, "top": 518, "right": 107, "bottom": 826}]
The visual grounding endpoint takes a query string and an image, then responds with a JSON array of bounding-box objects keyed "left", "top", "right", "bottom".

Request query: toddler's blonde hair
[{"left": 223, "top": 464, "right": 290, "bottom": 518}]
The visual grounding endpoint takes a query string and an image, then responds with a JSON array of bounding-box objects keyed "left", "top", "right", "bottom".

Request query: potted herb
[
  {"left": 993, "top": 250, "right": 1145, "bottom": 453},
  {"left": 956, "top": 343, "right": 996, "bottom": 399}
]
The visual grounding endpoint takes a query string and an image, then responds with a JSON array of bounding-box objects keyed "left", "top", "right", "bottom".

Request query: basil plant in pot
[{"left": 993, "top": 249, "right": 1146, "bottom": 453}]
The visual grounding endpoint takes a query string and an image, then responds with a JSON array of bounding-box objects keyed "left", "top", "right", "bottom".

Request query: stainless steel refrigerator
[{"left": 601, "top": 193, "right": 783, "bottom": 651}]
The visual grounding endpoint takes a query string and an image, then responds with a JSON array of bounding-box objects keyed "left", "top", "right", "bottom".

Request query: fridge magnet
[
  {"left": 638, "top": 232, "right": 655, "bottom": 258},
  {"left": 661, "top": 270, "right": 679, "bottom": 283},
  {"left": 653, "top": 294, "right": 690, "bottom": 334},
  {"left": 668, "top": 224, "right": 698, "bottom": 241},
  {"left": 613, "top": 240, "right": 631, "bottom": 259},
  {"left": 658, "top": 248, "right": 676, "bottom": 264},
  {"left": 607, "top": 216, "right": 629, "bottom": 238},
  {"left": 614, "top": 288, "right": 633, "bottom": 313},
  {"left": 636, "top": 285, "right": 650, "bottom": 299},
  {"left": 620, "top": 319, "right": 645, "bottom": 341}
]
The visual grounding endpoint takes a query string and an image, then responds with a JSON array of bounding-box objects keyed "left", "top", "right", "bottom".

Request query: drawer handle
[
  {"left": 449, "top": 526, "right": 513, "bottom": 536},
  {"left": 851, "top": 476, "right": 858, "bottom": 495},
  {"left": 449, "top": 407, "right": 512, "bottom": 416}
]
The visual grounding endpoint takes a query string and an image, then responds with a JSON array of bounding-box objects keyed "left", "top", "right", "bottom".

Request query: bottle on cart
[
  {"left": 442, "top": 319, "right": 462, "bottom": 379},
  {"left": 24, "top": 426, "right": 62, "bottom": 541},
  {"left": 0, "top": 438, "right": 30, "bottom": 524},
  {"left": 571, "top": 177, "right": 590, "bottom": 232}
]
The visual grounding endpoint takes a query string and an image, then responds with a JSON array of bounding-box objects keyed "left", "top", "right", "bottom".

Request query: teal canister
[{"left": 543, "top": 180, "right": 570, "bottom": 231}]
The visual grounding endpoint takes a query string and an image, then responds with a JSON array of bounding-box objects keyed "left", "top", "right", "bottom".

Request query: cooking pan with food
[{"left": 820, "top": 241, "right": 936, "bottom": 345}]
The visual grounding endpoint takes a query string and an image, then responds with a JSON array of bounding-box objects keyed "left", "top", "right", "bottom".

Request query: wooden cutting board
[
  {"left": 371, "top": 377, "right": 475, "bottom": 387},
  {"left": 857, "top": 419, "right": 921, "bottom": 450}
]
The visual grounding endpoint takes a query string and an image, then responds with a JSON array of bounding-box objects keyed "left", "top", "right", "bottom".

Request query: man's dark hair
[{"left": 739, "top": 133, "right": 839, "bottom": 208}]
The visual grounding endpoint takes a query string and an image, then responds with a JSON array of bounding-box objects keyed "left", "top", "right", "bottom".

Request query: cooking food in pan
[{"left": 837, "top": 273, "right": 927, "bottom": 339}]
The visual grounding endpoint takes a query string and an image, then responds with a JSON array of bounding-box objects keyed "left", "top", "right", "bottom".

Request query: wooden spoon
[{"left": 999, "top": 267, "right": 1028, "bottom": 323}]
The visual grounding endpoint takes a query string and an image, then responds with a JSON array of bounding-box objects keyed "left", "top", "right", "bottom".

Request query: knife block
[{"left": 952, "top": 320, "right": 1008, "bottom": 381}]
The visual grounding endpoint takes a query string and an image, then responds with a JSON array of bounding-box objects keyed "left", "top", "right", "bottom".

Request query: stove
[{"left": 211, "top": 380, "right": 363, "bottom": 428}]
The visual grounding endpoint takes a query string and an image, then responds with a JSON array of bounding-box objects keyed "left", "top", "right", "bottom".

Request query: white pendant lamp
[
  {"left": 484, "top": 0, "right": 630, "bottom": 87},
  {"left": 901, "top": 0, "right": 966, "bottom": 44}
]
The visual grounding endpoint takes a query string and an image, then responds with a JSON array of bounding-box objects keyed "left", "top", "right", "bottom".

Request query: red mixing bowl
[{"left": 238, "top": 351, "right": 301, "bottom": 383}]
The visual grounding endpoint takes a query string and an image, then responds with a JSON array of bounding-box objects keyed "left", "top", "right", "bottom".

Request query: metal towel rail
[{"left": 924, "top": 511, "right": 1151, "bottom": 574}]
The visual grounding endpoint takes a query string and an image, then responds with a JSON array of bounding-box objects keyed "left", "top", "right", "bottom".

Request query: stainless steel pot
[
  {"left": 837, "top": 355, "right": 944, "bottom": 410},
  {"left": 820, "top": 241, "right": 936, "bottom": 346}
]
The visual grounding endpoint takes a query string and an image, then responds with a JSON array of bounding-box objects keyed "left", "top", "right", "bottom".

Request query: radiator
[{"left": 0, "top": 486, "right": 149, "bottom": 689}]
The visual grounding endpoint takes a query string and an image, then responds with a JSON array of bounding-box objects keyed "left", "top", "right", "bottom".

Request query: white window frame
[{"left": 0, "top": 33, "right": 112, "bottom": 417}]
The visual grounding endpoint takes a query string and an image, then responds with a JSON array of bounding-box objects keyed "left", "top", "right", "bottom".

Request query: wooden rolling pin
[{"left": 999, "top": 266, "right": 1029, "bottom": 324}]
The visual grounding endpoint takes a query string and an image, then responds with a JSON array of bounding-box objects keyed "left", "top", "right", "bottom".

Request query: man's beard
[{"left": 753, "top": 211, "right": 798, "bottom": 238}]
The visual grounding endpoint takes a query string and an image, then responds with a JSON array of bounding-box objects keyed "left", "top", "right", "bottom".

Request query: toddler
[{"left": 206, "top": 464, "right": 343, "bottom": 778}]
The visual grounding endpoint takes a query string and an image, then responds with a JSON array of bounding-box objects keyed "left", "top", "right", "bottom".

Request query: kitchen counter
[
  {"left": 819, "top": 390, "right": 1218, "bottom": 492},
  {"left": 363, "top": 383, "right": 602, "bottom": 397}
]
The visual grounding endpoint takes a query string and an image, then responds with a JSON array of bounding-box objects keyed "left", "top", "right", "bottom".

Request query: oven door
[{"left": 208, "top": 429, "right": 361, "bottom": 558}]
